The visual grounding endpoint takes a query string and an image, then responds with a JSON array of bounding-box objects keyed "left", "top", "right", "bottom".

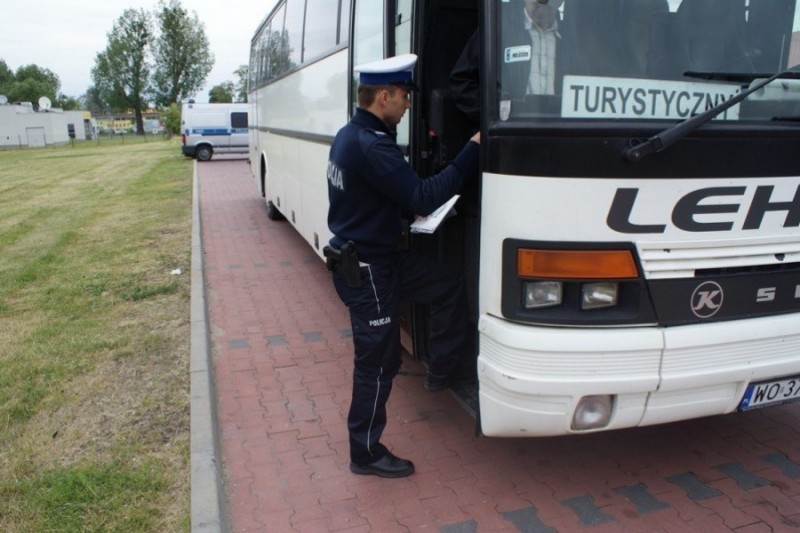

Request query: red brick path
[{"left": 199, "top": 159, "right": 800, "bottom": 532}]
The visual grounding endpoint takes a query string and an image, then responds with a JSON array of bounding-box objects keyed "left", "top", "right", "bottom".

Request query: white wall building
[{"left": 0, "top": 101, "right": 95, "bottom": 148}]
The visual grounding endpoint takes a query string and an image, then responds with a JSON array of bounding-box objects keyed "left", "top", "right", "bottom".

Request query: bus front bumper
[{"left": 476, "top": 313, "right": 800, "bottom": 437}]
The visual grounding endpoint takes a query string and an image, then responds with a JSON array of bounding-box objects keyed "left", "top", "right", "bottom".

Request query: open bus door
[{"left": 408, "top": 0, "right": 482, "bottom": 415}]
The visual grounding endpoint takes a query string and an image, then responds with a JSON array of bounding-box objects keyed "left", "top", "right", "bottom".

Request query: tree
[
  {"left": 208, "top": 82, "right": 234, "bottom": 103},
  {"left": 208, "top": 66, "right": 248, "bottom": 104},
  {"left": 54, "top": 95, "right": 81, "bottom": 111},
  {"left": 92, "top": 8, "right": 153, "bottom": 135},
  {"left": 234, "top": 65, "right": 248, "bottom": 103},
  {"left": 81, "top": 86, "right": 108, "bottom": 115},
  {"left": 0, "top": 59, "right": 14, "bottom": 95},
  {"left": 161, "top": 102, "right": 181, "bottom": 135},
  {"left": 152, "top": 0, "right": 214, "bottom": 106},
  {"left": 1, "top": 64, "right": 60, "bottom": 104},
  {"left": 0, "top": 60, "right": 80, "bottom": 109}
]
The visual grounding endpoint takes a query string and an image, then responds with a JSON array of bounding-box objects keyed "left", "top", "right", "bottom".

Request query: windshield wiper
[{"left": 624, "top": 67, "right": 800, "bottom": 162}]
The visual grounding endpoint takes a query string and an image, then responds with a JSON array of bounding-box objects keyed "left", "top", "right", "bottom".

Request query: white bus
[{"left": 249, "top": 0, "right": 800, "bottom": 436}]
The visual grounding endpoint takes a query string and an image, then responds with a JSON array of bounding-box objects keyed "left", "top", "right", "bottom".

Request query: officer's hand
[{"left": 470, "top": 131, "right": 481, "bottom": 144}]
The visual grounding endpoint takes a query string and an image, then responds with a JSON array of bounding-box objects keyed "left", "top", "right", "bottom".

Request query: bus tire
[
  {"left": 196, "top": 145, "right": 213, "bottom": 161},
  {"left": 266, "top": 200, "right": 284, "bottom": 221}
]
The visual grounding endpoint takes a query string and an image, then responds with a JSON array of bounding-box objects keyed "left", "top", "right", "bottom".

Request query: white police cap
[{"left": 355, "top": 54, "right": 418, "bottom": 87}]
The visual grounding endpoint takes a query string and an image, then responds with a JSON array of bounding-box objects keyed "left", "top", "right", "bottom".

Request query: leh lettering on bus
[
  {"left": 562, "top": 76, "right": 741, "bottom": 120},
  {"left": 607, "top": 184, "right": 800, "bottom": 234}
]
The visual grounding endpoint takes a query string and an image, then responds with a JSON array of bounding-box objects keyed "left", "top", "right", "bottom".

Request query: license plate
[{"left": 740, "top": 375, "right": 800, "bottom": 411}]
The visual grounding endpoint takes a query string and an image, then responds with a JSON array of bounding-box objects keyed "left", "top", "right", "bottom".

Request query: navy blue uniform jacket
[{"left": 327, "top": 108, "right": 479, "bottom": 266}]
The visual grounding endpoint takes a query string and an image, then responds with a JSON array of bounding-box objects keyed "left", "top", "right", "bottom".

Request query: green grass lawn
[{"left": 0, "top": 139, "right": 192, "bottom": 532}]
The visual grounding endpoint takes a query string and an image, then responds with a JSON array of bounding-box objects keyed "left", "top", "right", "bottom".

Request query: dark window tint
[{"left": 231, "top": 112, "right": 248, "bottom": 128}]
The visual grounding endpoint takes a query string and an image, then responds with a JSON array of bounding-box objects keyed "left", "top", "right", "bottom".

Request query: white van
[{"left": 181, "top": 102, "right": 248, "bottom": 161}]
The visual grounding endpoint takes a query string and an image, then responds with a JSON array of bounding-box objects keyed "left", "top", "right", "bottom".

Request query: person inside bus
[
  {"left": 326, "top": 54, "right": 480, "bottom": 479},
  {"left": 450, "top": 0, "right": 565, "bottom": 123}
]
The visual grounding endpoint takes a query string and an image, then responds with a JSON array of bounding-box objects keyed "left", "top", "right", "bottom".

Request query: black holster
[{"left": 323, "top": 241, "right": 362, "bottom": 288}]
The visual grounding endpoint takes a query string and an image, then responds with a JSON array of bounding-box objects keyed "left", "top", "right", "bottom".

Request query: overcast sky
[{"left": 0, "top": 0, "right": 279, "bottom": 103}]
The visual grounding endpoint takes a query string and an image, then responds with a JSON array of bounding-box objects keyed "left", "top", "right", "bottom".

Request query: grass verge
[{"left": 0, "top": 139, "right": 191, "bottom": 532}]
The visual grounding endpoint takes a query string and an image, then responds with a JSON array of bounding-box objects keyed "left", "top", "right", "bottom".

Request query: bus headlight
[
  {"left": 572, "top": 395, "right": 613, "bottom": 430},
  {"left": 523, "top": 281, "right": 562, "bottom": 308},
  {"left": 581, "top": 282, "right": 618, "bottom": 310},
  {"left": 503, "top": 240, "right": 656, "bottom": 326}
]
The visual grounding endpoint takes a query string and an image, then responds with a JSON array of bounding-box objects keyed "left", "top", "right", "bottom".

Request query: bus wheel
[
  {"left": 196, "top": 145, "right": 213, "bottom": 161},
  {"left": 266, "top": 200, "right": 284, "bottom": 221}
]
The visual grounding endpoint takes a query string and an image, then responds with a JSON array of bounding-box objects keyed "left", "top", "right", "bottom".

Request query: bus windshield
[{"left": 496, "top": 0, "right": 800, "bottom": 122}]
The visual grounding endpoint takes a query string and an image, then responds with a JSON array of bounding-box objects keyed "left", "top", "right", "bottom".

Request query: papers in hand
[{"left": 410, "top": 195, "right": 460, "bottom": 234}]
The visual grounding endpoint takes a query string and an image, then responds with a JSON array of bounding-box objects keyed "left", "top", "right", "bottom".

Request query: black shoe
[
  {"left": 424, "top": 371, "right": 450, "bottom": 392},
  {"left": 350, "top": 452, "right": 415, "bottom": 478}
]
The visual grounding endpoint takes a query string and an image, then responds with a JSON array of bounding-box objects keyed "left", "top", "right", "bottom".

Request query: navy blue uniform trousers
[{"left": 332, "top": 250, "right": 467, "bottom": 465}]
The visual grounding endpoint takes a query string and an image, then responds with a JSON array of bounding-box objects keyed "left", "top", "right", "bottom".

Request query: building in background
[
  {"left": 95, "top": 109, "right": 161, "bottom": 135},
  {"left": 0, "top": 96, "right": 97, "bottom": 147}
]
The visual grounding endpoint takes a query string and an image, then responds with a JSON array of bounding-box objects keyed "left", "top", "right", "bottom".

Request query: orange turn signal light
[{"left": 517, "top": 249, "right": 638, "bottom": 279}]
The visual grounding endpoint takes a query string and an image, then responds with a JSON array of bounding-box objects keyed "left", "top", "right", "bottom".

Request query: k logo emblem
[{"left": 691, "top": 281, "right": 724, "bottom": 319}]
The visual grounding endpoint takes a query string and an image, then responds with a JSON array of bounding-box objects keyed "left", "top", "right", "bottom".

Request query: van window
[{"left": 231, "top": 112, "right": 248, "bottom": 129}]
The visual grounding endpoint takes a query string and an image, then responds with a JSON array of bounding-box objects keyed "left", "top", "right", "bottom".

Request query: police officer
[{"left": 326, "top": 54, "right": 480, "bottom": 478}]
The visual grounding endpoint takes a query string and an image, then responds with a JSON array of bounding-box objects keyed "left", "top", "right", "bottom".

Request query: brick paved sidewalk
[
  {"left": 197, "top": 160, "right": 800, "bottom": 533},
  {"left": 198, "top": 161, "right": 480, "bottom": 532}
]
